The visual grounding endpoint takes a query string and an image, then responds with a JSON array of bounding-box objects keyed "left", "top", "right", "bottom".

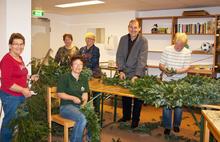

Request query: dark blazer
[{"left": 116, "top": 34, "right": 148, "bottom": 78}]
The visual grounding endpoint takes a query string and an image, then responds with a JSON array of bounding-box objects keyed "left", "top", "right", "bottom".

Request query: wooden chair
[{"left": 47, "top": 87, "right": 75, "bottom": 142}]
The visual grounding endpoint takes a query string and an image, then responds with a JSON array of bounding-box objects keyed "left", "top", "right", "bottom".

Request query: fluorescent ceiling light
[{"left": 55, "top": 0, "right": 104, "bottom": 8}]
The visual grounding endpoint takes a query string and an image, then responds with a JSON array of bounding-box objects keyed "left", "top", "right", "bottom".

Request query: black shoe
[
  {"left": 173, "top": 126, "right": 180, "bottom": 133},
  {"left": 131, "top": 121, "right": 139, "bottom": 129},
  {"left": 118, "top": 118, "right": 129, "bottom": 122},
  {"left": 164, "top": 129, "right": 171, "bottom": 135}
]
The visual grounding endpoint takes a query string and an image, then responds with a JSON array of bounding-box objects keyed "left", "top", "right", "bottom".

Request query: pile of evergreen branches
[
  {"left": 103, "top": 75, "right": 220, "bottom": 108},
  {"left": 11, "top": 57, "right": 100, "bottom": 142}
]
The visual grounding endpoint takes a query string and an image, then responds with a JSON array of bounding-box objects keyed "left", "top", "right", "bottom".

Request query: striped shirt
[{"left": 160, "top": 45, "right": 191, "bottom": 81}]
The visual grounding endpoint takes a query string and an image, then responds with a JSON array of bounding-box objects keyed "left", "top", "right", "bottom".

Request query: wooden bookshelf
[
  {"left": 142, "top": 33, "right": 172, "bottom": 35},
  {"left": 175, "top": 15, "right": 216, "bottom": 19},
  {"left": 191, "top": 50, "right": 213, "bottom": 55},
  {"left": 186, "top": 33, "right": 215, "bottom": 35},
  {"left": 136, "top": 16, "right": 172, "bottom": 20},
  {"left": 138, "top": 14, "right": 220, "bottom": 76}
]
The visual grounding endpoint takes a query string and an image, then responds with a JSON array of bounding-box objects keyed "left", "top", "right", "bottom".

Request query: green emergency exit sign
[{"left": 32, "top": 10, "right": 44, "bottom": 17}]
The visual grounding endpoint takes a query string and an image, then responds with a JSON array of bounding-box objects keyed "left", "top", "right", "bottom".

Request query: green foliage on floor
[
  {"left": 118, "top": 122, "right": 199, "bottom": 142},
  {"left": 103, "top": 74, "right": 220, "bottom": 108},
  {"left": 10, "top": 57, "right": 100, "bottom": 142},
  {"left": 118, "top": 121, "right": 161, "bottom": 134}
]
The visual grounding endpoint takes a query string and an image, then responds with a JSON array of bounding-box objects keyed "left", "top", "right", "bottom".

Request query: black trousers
[{"left": 122, "top": 96, "right": 143, "bottom": 123}]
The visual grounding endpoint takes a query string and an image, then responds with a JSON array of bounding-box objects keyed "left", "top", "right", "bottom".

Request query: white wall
[
  {"left": 0, "top": 0, "right": 4, "bottom": 116},
  {"left": 0, "top": 0, "right": 7, "bottom": 59},
  {"left": 70, "top": 11, "right": 136, "bottom": 61},
  {"left": 44, "top": 13, "right": 71, "bottom": 57},
  {"left": 45, "top": 7, "right": 220, "bottom": 61},
  {"left": 0, "top": 0, "right": 32, "bottom": 68},
  {"left": 45, "top": 11, "right": 136, "bottom": 61},
  {"left": 6, "top": 0, "right": 32, "bottom": 66},
  {"left": 43, "top": 7, "right": 220, "bottom": 76}
]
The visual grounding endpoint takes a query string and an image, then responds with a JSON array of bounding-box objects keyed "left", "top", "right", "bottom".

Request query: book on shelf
[{"left": 176, "top": 20, "right": 215, "bottom": 34}]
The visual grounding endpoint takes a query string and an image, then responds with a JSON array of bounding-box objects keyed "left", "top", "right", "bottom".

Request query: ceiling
[{"left": 32, "top": 0, "right": 220, "bottom": 15}]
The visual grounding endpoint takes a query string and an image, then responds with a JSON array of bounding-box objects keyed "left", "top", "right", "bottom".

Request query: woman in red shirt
[{"left": 0, "top": 33, "right": 38, "bottom": 141}]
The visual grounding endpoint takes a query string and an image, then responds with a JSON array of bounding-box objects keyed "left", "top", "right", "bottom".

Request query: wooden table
[
  {"left": 89, "top": 79, "right": 135, "bottom": 127},
  {"left": 202, "top": 110, "right": 220, "bottom": 142},
  {"left": 89, "top": 79, "right": 133, "bottom": 98},
  {"left": 89, "top": 79, "right": 220, "bottom": 141}
]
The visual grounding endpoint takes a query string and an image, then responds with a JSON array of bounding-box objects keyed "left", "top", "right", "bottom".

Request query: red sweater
[{"left": 0, "top": 53, "right": 28, "bottom": 96}]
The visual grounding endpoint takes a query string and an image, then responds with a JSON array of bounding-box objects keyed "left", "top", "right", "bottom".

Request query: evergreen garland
[{"left": 103, "top": 75, "right": 220, "bottom": 108}]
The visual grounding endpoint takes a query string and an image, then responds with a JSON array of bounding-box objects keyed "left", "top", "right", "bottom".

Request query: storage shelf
[
  {"left": 185, "top": 33, "right": 215, "bottom": 35},
  {"left": 142, "top": 33, "right": 172, "bottom": 35},
  {"left": 139, "top": 14, "right": 220, "bottom": 76},
  {"left": 137, "top": 16, "right": 173, "bottom": 20},
  {"left": 175, "top": 15, "right": 216, "bottom": 19},
  {"left": 192, "top": 50, "right": 213, "bottom": 55}
]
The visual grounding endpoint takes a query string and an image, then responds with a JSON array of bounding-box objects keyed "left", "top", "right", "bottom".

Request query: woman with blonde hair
[
  {"left": 159, "top": 33, "right": 191, "bottom": 135},
  {"left": 79, "top": 32, "right": 101, "bottom": 114}
]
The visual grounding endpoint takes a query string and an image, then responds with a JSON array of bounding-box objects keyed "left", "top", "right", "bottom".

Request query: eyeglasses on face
[{"left": 12, "top": 43, "right": 24, "bottom": 46}]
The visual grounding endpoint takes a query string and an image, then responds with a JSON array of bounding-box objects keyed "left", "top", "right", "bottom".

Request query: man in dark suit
[{"left": 116, "top": 19, "right": 148, "bottom": 128}]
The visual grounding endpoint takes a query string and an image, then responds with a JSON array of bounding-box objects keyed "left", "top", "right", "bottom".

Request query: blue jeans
[
  {"left": 162, "top": 107, "right": 182, "bottom": 129},
  {"left": 0, "top": 90, "right": 25, "bottom": 142},
  {"left": 60, "top": 104, "right": 88, "bottom": 142}
]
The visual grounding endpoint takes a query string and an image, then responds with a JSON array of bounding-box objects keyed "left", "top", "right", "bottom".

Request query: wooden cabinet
[{"left": 214, "top": 15, "right": 220, "bottom": 76}]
